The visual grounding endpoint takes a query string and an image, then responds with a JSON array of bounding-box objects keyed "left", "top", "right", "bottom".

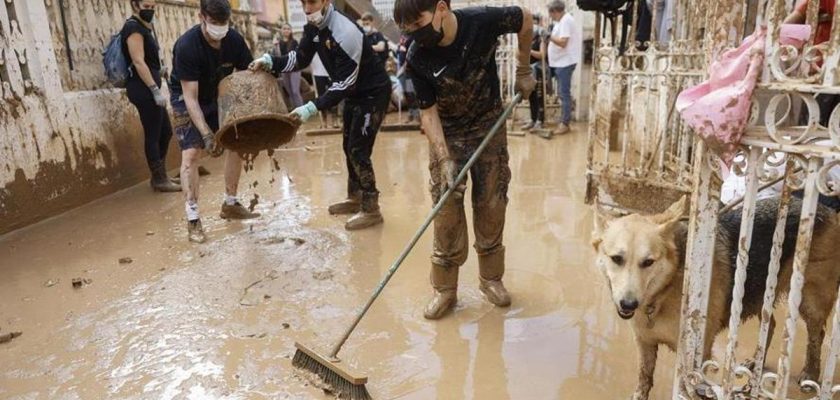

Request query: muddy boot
[
  {"left": 424, "top": 264, "right": 459, "bottom": 320},
  {"left": 345, "top": 192, "right": 383, "bottom": 231},
  {"left": 150, "top": 161, "right": 182, "bottom": 192},
  {"left": 328, "top": 192, "right": 361, "bottom": 215},
  {"left": 188, "top": 219, "right": 206, "bottom": 243},
  {"left": 478, "top": 250, "right": 511, "bottom": 307},
  {"left": 220, "top": 201, "right": 260, "bottom": 220}
]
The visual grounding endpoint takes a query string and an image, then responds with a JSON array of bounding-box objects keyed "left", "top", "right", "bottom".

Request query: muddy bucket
[{"left": 216, "top": 71, "right": 300, "bottom": 155}]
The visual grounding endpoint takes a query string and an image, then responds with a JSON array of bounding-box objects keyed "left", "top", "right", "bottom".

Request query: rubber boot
[
  {"left": 150, "top": 161, "right": 182, "bottom": 192},
  {"left": 328, "top": 191, "right": 361, "bottom": 215},
  {"left": 478, "top": 249, "right": 511, "bottom": 307},
  {"left": 345, "top": 192, "right": 383, "bottom": 230},
  {"left": 424, "top": 264, "right": 459, "bottom": 320}
]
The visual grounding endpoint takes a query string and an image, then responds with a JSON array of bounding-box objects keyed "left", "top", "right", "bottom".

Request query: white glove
[
  {"left": 248, "top": 53, "right": 273, "bottom": 72},
  {"left": 150, "top": 86, "right": 167, "bottom": 108},
  {"left": 291, "top": 101, "right": 319, "bottom": 123}
]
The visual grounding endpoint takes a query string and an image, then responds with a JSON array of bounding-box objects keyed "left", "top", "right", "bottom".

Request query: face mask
[
  {"left": 409, "top": 10, "right": 444, "bottom": 48},
  {"left": 205, "top": 21, "right": 229, "bottom": 41},
  {"left": 363, "top": 26, "right": 372, "bottom": 34},
  {"left": 139, "top": 9, "right": 155, "bottom": 23},
  {"left": 306, "top": 8, "right": 325, "bottom": 26}
]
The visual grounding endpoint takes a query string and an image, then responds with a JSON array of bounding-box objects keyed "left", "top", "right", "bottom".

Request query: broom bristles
[{"left": 292, "top": 347, "right": 371, "bottom": 400}]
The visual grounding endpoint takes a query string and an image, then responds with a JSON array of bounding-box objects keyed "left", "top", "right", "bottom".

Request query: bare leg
[
  {"left": 181, "top": 148, "right": 202, "bottom": 214},
  {"left": 224, "top": 151, "right": 243, "bottom": 198}
]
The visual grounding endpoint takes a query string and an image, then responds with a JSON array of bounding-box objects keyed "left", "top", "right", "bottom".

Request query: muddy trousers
[
  {"left": 126, "top": 74, "right": 173, "bottom": 169},
  {"left": 342, "top": 88, "right": 390, "bottom": 207},
  {"left": 430, "top": 131, "right": 511, "bottom": 282}
]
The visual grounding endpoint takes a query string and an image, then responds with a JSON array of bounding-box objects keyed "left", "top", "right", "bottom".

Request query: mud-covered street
[{"left": 11, "top": 124, "right": 824, "bottom": 399}]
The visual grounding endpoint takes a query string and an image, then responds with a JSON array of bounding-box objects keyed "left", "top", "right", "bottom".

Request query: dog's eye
[
  {"left": 610, "top": 255, "right": 624, "bottom": 265},
  {"left": 640, "top": 259, "right": 655, "bottom": 268}
]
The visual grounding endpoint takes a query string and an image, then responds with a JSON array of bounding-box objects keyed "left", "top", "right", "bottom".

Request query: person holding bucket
[
  {"left": 248, "top": 0, "right": 391, "bottom": 231},
  {"left": 169, "top": 0, "right": 259, "bottom": 243}
]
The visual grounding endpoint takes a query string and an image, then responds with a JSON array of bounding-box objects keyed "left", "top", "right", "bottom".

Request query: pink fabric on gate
[
  {"left": 780, "top": 23, "right": 811, "bottom": 47},
  {"left": 676, "top": 29, "right": 767, "bottom": 167}
]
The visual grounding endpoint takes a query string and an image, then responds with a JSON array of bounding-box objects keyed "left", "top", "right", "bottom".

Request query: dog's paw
[{"left": 797, "top": 370, "right": 820, "bottom": 393}]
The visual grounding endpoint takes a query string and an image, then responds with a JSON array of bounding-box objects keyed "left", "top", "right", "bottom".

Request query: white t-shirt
[
  {"left": 548, "top": 13, "right": 581, "bottom": 68},
  {"left": 311, "top": 54, "right": 328, "bottom": 77}
]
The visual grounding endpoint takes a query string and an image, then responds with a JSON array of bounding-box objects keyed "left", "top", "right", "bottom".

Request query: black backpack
[{"left": 577, "top": 0, "right": 630, "bottom": 16}]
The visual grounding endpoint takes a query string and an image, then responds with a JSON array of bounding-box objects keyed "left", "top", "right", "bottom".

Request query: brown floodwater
[{"left": 0, "top": 123, "right": 826, "bottom": 399}]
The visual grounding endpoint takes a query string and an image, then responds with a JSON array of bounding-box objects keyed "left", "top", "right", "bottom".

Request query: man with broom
[
  {"left": 394, "top": 0, "right": 535, "bottom": 319},
  {"left": 248, "top": 0, "right": 391, "bottom": 231}
]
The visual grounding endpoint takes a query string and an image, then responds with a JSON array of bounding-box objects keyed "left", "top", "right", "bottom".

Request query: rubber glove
[
  {"left": 150, "top": 85, "right": 167, "bottom": 108},
  {"left": 515, "top": 64, "right": 537, "bottom": 99},
  {"left": 248, "top": 53, "right": 273, "bottom": 72},
  {"left": 201, "top": 129, "right": 223, "bottom": 158},
  {"left": 291, "top": 101, "right": 318, "bottom": 123}
]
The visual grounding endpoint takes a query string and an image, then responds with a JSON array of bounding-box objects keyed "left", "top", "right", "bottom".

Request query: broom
[{"left": 292, "top": 93, "right": 524, "bottom": 399}]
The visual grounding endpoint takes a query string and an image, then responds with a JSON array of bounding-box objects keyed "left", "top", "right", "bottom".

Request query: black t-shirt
[
  {"left": 407, "top": 6, "right": 523, "bottom": 140},
  {"left": 169, "top": 25, "right": 253, "bottom": 106},
  {"left": 278, "top": 39, "right": 298, "bottom": 56},
  {"left": 530, "top": 27, "right": 543, "bottom": 64},
  {"left": 120, "top": 17, "right": 161, "bottom": 78},
  {"left": 367, "top": 31, "right": 389, "bottom": 64}
]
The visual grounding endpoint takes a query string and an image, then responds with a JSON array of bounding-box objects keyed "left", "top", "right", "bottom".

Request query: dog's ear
[
  {"left": 654, "top": 195, "right": 687, "bottom": 236},
  {"left": 592, "top": 207, "right": 621, "bottom": 250}
]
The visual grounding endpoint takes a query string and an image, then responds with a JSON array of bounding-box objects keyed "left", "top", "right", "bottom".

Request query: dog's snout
[{"left": 620, "top": 298, "right": 639, "bottom": 311}]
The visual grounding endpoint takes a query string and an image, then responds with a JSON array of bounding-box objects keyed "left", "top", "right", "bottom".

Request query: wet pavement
[{"left": 4, "top": 123, "right": 803, "bottom": 399}]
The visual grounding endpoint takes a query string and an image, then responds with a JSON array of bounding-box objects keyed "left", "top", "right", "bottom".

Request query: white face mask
[
  {"left": 306, "top": 10, "right": 324, "bottom": 26},
  {"left": 363, "top": 25, "right": 372, "bottom": 33},
  {"left": 205, "top": 21, "right": 229, "bottom": 41}
]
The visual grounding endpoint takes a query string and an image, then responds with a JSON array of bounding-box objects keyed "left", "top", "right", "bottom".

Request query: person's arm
[
  {"left": 310, "top": 18, "right": 364, "bottom": 111},
  {"left": 181, "top": 80, "right": 213, "bottom": 138},
  {"left": 516, "top": 8, "right": 534, "bottom": 67},
  {"left": 126, "top": 33, "right": 156, "bottom": 88},
  {"left": 550, "top": 30, "right": 569, "bottom": 48},
  {"left": 372, "top": 40, "right": 387, "bottom": 52},
  {"left": 421, "top": 105, "right": 449, "bottom": 159}
]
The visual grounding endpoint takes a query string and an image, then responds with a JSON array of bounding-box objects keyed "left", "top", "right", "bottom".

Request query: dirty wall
[{"left": 0, "top": 0, "right": 256, "bottom": 235}]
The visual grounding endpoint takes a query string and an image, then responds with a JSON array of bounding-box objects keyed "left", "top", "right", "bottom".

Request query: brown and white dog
[{"left": 592, "top": 195, "right": 840, "bottom": 399}]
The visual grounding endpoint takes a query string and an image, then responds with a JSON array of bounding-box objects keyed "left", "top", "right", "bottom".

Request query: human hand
[
  {"left": 290, "top": 101, "right": 318, "bottom": 123},
  {"left": 248, "top": 53, "right": 273, "bottom": 72},
  {"left": 515, "top": 64, "right": 536, "bottom": 99},
  {"left": 150, "top": 86, "right": 167, "bottom": 108}
]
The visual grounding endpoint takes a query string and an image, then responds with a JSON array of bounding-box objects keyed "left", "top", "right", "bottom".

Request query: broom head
[{"left": 292, "top": 342, "right": 371, "bottom": 400}]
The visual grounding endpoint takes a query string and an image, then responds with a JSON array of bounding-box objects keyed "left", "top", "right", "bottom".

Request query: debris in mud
[
  {"left": 263, "top": 294, "right": 272, "bottom": 300},
  {"left": 146, "top": 231, "right": 155, "bottom": 236},
  {"left": 159, "top": 267, "right": 166, "bottom": 271},
  {"left": 0, "top": 331, "right": 22, "bottom": 344},
  {"left": 248, "top": 194, "right": 260, "bottom": 212},
  {"left": 282, "top": 323, "right": 290, "bottom": 329},
  {"left": 259, "top": 236, "right": 305, "bottom": 246},
  {"left": 243, "top": 332, "right": 267, "bottom": 339},
  {"left": 118, "top": 257, "right": 133, "bottom": 264},
  {"left": 71, "top": 278, "right": 92, "bottom": 289},
  {"left": 312, "top": 270, "right": 334, "bottom": 281},
  {"left": 44, "top": 279, "right": 58, "bottom": 288},
  {"left": 252, "top": 180, "right": 259, "bottom": 188},
  {"left": 272, "top": 157, "right": 281, "bottom": 171}
]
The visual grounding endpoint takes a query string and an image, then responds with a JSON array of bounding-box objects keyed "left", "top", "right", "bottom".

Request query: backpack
[
  {"left": 102, "top": 19, "right": 135, "bottom": 88},
  {"left": 577, "top": 0, "right": 630, "bottom": 16}
]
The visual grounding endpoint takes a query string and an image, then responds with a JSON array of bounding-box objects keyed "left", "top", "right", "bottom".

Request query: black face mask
[
  {"left": 409, "top": 10, "right": 444, "bottom": 48},
  {"left": 139, "top": 9, "right": 155, "bottom": 23}
]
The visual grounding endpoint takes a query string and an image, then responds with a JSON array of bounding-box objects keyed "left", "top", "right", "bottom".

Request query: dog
[{"left": 592, "top": 195, "right": 840, "bottom": 399}]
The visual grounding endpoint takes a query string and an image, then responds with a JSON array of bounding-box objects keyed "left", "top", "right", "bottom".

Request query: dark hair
[
  {"left": 393, "top": 0, "right": 449, "bottom": 27},
  {"left": 360, "top": 12, "right": 374, "bottom": 22},
  {"left": 201, "top": 0, "right": 232, "bottom": 22}
]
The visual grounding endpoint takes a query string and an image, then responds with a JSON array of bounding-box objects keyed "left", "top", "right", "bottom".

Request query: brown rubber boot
[
  {"left": 478, "top": 249, "right": 511, "bottom": 307},
  {"left": 150, "top": 161, "right": 182, "bottom": 192},
  {"left": 187, "top": 219, "right": 207, "bottom": 243},
  {"left": 220, "top": 201, "right": 261, "bottom": 220},
  {"left": 345, "top": 192, "right": 383, "bottom": 231},
  {"left": 328, "top": 192, "right": 361, "bottom": 215},
  {"left": 424, "top": 264, "right": 459, "bottom": 320}
]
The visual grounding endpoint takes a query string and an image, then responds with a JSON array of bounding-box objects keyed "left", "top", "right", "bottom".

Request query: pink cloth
[
  {"left": 676, "top": 25, "right": 811, "bottom": 168},
  {"left": 676, "top": 29, "right": 766, "bottom": 167}
]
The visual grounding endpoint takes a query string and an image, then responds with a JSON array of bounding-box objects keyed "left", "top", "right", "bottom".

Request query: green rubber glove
[{"left": 291, "top": 101, "right": 318, "bottom": 122}]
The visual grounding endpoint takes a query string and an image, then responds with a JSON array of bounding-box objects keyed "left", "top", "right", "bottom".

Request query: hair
[
  {"left": 547, "top": 0, "right": 566, "bottom": 13},
  {"left": 200, "top": 0, "right": 232, "bottom": 22},
  {"left": 393, "top": 0, "right": 450, "bottom": 27},
  {"left": 360, "top": 12, "right": 374, "bottom": 22}
]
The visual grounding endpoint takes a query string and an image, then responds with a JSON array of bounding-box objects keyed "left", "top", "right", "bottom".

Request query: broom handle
[{"left": 328, "top": 93, "right": 523, "bottom": 359}]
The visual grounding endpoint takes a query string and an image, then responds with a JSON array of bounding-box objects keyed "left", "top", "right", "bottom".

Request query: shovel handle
[{"left": 328, "top": 93, "right": 523, "bottom": 358}]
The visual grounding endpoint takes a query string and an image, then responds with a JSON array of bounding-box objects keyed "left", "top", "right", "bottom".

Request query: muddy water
[{"left": 0, "top": 124, "right": 827, "bottom": 400}]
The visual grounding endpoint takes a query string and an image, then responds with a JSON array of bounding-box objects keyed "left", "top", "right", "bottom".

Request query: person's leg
[
  {"left": 556, "top": 64, "right": 576, "bottom": 133},
  {"left": 219, "top": 150, "right": 260, "bottom": 219},
  {"left": 289, "top": 71, "right": 304, "bottom": 109},
  {"left": 470, "top": 131, "right": 512, "bottom": 307},
  {"left": 534, "top": 65, "right": 545, "bottom": 125},
  {"left": 425, "top": 141, "right": 470, "bottom": 320},
  {"left": 128, "top": 82, "right": 179, "bottom": 191},
  {"left": 344, "top": 90, "right": 390, "bottom": 230},
  {"left": 329, "top": 104, "right": 364, "bottom": 215}
]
